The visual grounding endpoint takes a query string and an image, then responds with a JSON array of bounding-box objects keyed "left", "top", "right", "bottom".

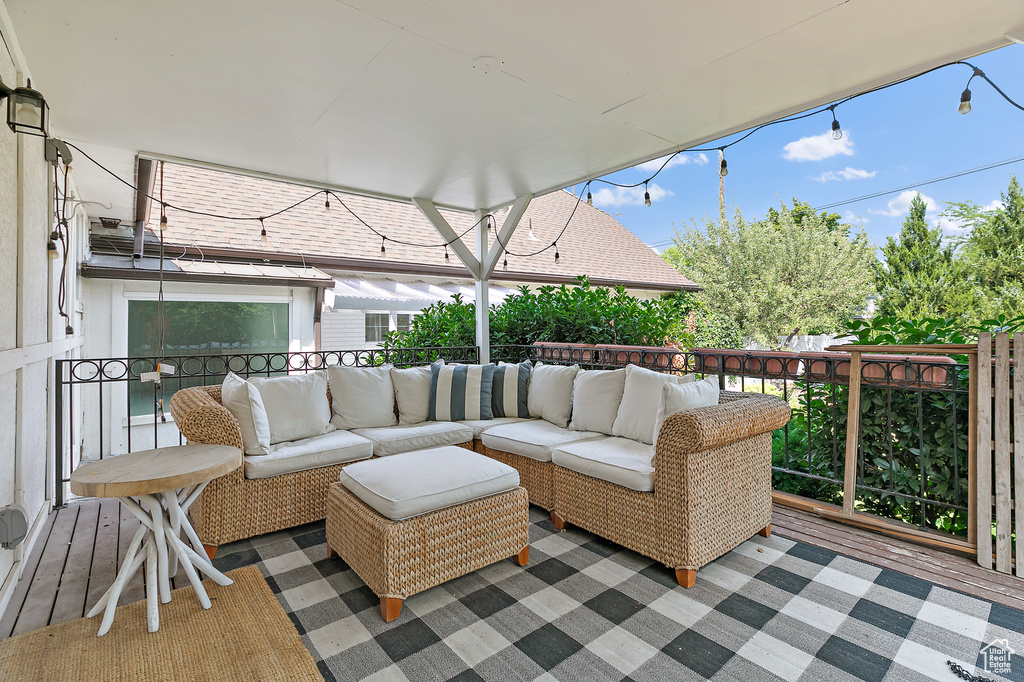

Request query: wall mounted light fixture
[{"left": 0, "top": 76, "right": 48, "bottom": 137}]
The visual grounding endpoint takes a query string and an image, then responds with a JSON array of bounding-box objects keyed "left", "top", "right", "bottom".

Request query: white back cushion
[
  {"left": 527, "top": 363, "right": 579, "bottom": 428},
  {"left": 652, "top": 376, "right": 720, "bottom": 448},
  {"left": 611, "top": 365, "right": 694, "bottom": 444},
  {"left": 221, "top": 372, "right": 271, "bottom": 455},
  {"left": 569, "top": 368, "right": 626, "bottom": 434},
  {"left": 391, "top": 363, "right": 441, "bottom": 425},
  {"left": 249, "top": 371, "right": 333, "bottom": 444},
  {"left": 327, "top": 365, "right": 398, "bottom": 430}
]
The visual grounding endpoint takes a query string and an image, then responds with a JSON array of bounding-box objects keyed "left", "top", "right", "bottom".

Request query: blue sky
[{"left": 572, "top": 43, "right": 1024, "bottom": 253}]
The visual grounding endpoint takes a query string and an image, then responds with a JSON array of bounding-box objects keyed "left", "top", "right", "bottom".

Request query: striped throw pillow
[
  {"left": 491, "top": 361, "right": 531, "bottom": 418},
  {"left": 428, "top": 364, "right": 496, "bottom": 421}
]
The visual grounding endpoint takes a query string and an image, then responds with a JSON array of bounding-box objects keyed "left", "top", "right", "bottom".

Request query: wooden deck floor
[{"left": 2, "top": 499, "right": 1022, "bottom": 639}]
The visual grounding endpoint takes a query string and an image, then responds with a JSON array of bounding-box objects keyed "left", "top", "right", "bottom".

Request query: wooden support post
[
  {"left": 1014, "top": 338, "right": 1024, "bottom": 577},
  {"left": 977, "top": 333, "right": 993, "bottom": 570},
  {"left": 842, "top": 351, "right": 863, "bottom": 516}
]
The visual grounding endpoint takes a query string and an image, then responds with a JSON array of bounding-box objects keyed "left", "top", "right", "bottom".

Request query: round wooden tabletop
[{"left": 70, "top": 445, "right": 242, "bottom": 498}]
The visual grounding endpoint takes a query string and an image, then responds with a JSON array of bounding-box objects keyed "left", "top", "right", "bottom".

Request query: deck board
[{"left": 2, "top": 499, "right": 1023, "bottom": 638}]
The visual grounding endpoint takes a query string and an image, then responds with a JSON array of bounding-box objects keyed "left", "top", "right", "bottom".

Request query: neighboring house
[{"left": 85, "top": 162, "right": 697, "bottom": 355}]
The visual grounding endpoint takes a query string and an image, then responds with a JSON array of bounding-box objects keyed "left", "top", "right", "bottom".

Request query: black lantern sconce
[{"left": 0, "top": 76, "right": 49, "bottom": 137}]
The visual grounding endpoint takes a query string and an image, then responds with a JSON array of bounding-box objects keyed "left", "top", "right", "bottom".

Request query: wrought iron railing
[{"left": 55, "top": 342, "right": 972, "bottom": 545}]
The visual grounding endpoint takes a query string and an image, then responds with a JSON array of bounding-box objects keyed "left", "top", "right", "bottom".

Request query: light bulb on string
[
  {"left": 502, "top": 257, "right": 508, "bottom": 271},
  {"left": 444, "top": 245, "right": 450, "bottom": 263},
  {"left": 959, "top": 88, "right": 972, "bottom": 115},
  {"left": 159, "top": 215, "right": 167, "bottom": 231},
  {"left": 324, "top": 192, "right": 331, "bottom": 213},
  {"left": 586, "top": 188, "right": 593, "bottom": 206},
  {"left": 830, "top": 106, "right": 842, "bottom": 140},
  {"left": 644, "top": 182, "right": 651, "bottom": 207},
  {"left": 380, "top": 236, "right": 387, "bottom": 258},
  {"left": 553, "top": 243, "right": 560, "bottom": 265},
  {"left": 49, "top": 229, "right": 61, "bottom": 241},
  {"left": 47, "top": 240, "right": 59, "bottom": 259},
  {"left": 719, "top": 154, "right": 728, "bottom": 178},
  {"left": 259, "top": 218, "right": 268, "bottom": 242}
]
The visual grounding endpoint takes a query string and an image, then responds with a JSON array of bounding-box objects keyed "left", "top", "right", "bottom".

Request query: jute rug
[{"left": 0, "top": 565, "right": 321, "bottom": 682}]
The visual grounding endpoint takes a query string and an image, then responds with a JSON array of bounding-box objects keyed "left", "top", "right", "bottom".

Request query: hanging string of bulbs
[{"left": 61, "top": 59, "right": 1022, "bottom": 272}]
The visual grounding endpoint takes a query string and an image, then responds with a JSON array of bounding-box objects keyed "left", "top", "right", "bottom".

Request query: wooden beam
[
  {"left": 481, "top": 193, "right": 532, "bottom": 279},
  {"left": 1016, "top": 339, "right": 1024, "bottom": 577},
  {"left": 842, "top": 351, "right": 863, "bottom": 516},
  {"left": 826, "top": 344, "right": 978, "bottom": 354},
  {"left": 994, "top": 332, "right": 1012, "bottom": 573},
  {"left": 412, "top": 197, "right": 480, "bottom": 279},
  {"left": 968, "top": 352, "right": 978, "bottom": 546}
]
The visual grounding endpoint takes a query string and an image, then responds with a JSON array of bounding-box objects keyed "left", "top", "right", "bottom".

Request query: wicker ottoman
[{"left": 325, "top": 446, "right": 530, "bottom": 622}]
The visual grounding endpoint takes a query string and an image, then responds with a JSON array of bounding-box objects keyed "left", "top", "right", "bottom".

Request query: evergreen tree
[{"left": 874, "top": 194, "right": 953, "bottom": 319}]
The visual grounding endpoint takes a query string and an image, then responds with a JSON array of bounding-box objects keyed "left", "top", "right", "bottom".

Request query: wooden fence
[{"left": 976, "top": 332, "right": 1020, "bottom": 575}]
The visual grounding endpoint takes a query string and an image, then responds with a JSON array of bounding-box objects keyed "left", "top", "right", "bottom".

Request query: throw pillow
[
  {"left": 220, "top": 372, "right": 271, "bottom": 455},
  {"left": 611, "top": 364, "right": 688, "bottom": 444},
  {"left": 249, "top": 371, "right": 333, "bottom": 444},
  {"left": 527, "top": 362, "right": 580, "bottom": 428},
  {"left": 391, "top": 361, "right": 444, "bottom": 425},
  {"left": 429, "top": 363, "right": 496, "bottom": 421},
  {"left": 652, "top": 376, "right": 720, "bottom": 448},
  {"left": 327, "top": 365, "right": 398, "bottom": 430},
  {"left": 491, "top": 361, "right": 531, "bottom": 418},
  {"left": 569, "top": 368, "right": 626, "bottom": 434}
]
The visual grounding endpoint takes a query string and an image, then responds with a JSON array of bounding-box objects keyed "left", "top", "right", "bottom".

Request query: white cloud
[
  {"left": 932, "top": 216, "right": 967, "bottom": 234},
  {"left": 633, "top": 153, "right": 709, "bottom": 173},
  {"left": 982, "top": 199, "right": 1004, "bottom": 212},
  {"left": 844, "top": 210, "right": 867, "bottom": 225},
  {"left": 782, "top": 131, "right": 855, "bottom": 161},
  {"left": 813, "top": 167, "right": 876, "bottom": 183},
  {"left": 869, "top": 190, "right": 937, "bottom": 217},
  {"left": 591, "top": 183, "right": 673, "bottom": 207}
]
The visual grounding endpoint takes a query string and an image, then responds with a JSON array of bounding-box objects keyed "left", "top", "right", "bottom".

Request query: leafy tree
[
  {"left": 669, "top": 200, "right": 876, "bottom": 348},
  {"left": 874, "top": 193, "right": 954, "bottom": 319},
  {"left": 943, "top": 176, "right": 1024, "bottom": 325}
]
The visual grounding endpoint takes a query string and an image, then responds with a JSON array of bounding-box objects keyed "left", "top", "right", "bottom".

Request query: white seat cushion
[
  {"left": 352, "top": 422, "right": 473, "bottom": 457},
  {"left": 458, "top": 417, "right": 533, "bottom": 439},
  {"left": 243, "top": 429, "right": 373, "bottom": 479},
  {"left": 481, "top": 419, "right": 603, "bottom": 462},
  {"left": 339, "top": 446, "right": 520, "bottom": 520},
  {"left": 552, "top": 437, "right": 656, "bottom": 492}
]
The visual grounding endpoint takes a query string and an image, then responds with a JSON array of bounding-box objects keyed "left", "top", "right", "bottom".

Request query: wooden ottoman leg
[
  {"left": 514, "top": 546, "right": 529, "bottom": 566},
  {"left": 550, "top": 510, "right": 566, "bottom": 531},
  {"left": 381, "top": 597, "right": 403, "bottom": 623},
  {"left": 326, "top": 543, "right": 338, "bottom": 559},
  {"left": 202, "top": 544, "right": 218, "bottom": 560},
  {"left": 675, "top": 568, "right": 697, "bottom": 589},
  {"left": 758, "top": 524, "right": 771, "bottom": 538}
]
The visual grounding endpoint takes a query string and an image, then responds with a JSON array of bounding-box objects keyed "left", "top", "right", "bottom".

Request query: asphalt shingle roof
[{"left": 147, "top": 163, "right": 696, "bottom": 291}]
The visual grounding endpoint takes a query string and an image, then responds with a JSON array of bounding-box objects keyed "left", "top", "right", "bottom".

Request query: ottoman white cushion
[
  {"left": 339, "top": 446, "right": 521, "bottom": 520},
  {"left": 244, "top": 429, "right": 373, "bottom": 479},
  {"left": 352, "top": 421, "right": 473, "bottom": 457},
  {"left": 552, "top": 436, "right": 656, "bottom": 492},
  {"left": 481, "top": 419, "right": 603, "bottom": 462}
]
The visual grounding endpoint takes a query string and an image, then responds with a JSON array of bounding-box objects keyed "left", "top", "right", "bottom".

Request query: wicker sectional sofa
[{"left": 169, "top": 363, "right": 789, "bottom": 586}]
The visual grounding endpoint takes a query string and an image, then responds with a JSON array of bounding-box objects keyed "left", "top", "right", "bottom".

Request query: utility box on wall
[{"left": 0, "top": 504, "right": 27, "bottom": 549}]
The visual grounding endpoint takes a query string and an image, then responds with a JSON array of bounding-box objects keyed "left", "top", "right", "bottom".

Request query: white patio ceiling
[{"left": 6, "top": 0, "right": 1024, "bottom": 223}]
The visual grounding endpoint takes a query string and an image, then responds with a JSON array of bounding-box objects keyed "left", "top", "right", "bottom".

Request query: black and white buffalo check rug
[{"left": 212, "top": 508, "right": 1024, "bottom": 682}]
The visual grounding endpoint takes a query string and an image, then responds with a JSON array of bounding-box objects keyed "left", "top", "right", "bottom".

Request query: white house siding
[
  {"left": 0, "top": 14, "right": 87, "bottom": 617},
  {"left": 320, "top": 309, "right": 367, "bottom": 350},
  {"left": 80, "top": 279, "right": 317, "bottom": 459}
]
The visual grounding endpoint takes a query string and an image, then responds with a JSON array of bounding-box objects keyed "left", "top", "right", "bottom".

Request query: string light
[
  {"left": 553, "top": 242, "right": 559, "bottom": 265},
  {"left": 719, "top": 151, "right": 728, "bottom": 177},
  {"left": 959, "top": 88, "right": 972, "bottom": 115},
  {"left": 444, "top": 244, "right": 450, "bottom": 263},
  {"left": 586, "top": 189, "right": 592, "bottom": 206},
  {"left": 644, "top": 181, "right": 651, "bottom": 207},
  {"left": 502, "top": 257, "right": 508, "bottom": 271},
  {"left": 259, "top": 217, "right": 268, "bottom": 242},
  {"left": 47, "top": 239, "right": 59, "bottom": 259},
  {"left": 829, "top": 105, "right": 842, "bottom": 140},
  {"left": 324, "top": 192, "right": 331, "bottom": 212},
  {"left": 380, "top": 236, "right": 387, "bottom": 257},
  {"left": 959, "top": 67, "right": 983, "bottom": 115}
]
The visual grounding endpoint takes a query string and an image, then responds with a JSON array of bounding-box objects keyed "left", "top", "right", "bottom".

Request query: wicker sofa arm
[
  {"left": 656, "top": 392, "right": 790, "bottom": 460},
  {"left": 169, "top": 386, "right": 245, "bottom": 451}
]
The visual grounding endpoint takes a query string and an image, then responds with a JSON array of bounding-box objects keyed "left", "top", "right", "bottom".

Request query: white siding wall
[
  {"left": 0, "top": 15, "right": 87, "bottom": 617},
  {"left": 321, "top": 309, "right": 372, "bottom": 350}
]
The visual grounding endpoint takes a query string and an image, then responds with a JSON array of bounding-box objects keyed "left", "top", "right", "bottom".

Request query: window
[
  {"left": 127, "top": 300, "right": 290, "bottom": 415},
  {"left": 396, "top": 313, "right": 413, "bottom": 333},
  {"left": 365, "top": 313, "right": 390, "bottom": 343}
]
